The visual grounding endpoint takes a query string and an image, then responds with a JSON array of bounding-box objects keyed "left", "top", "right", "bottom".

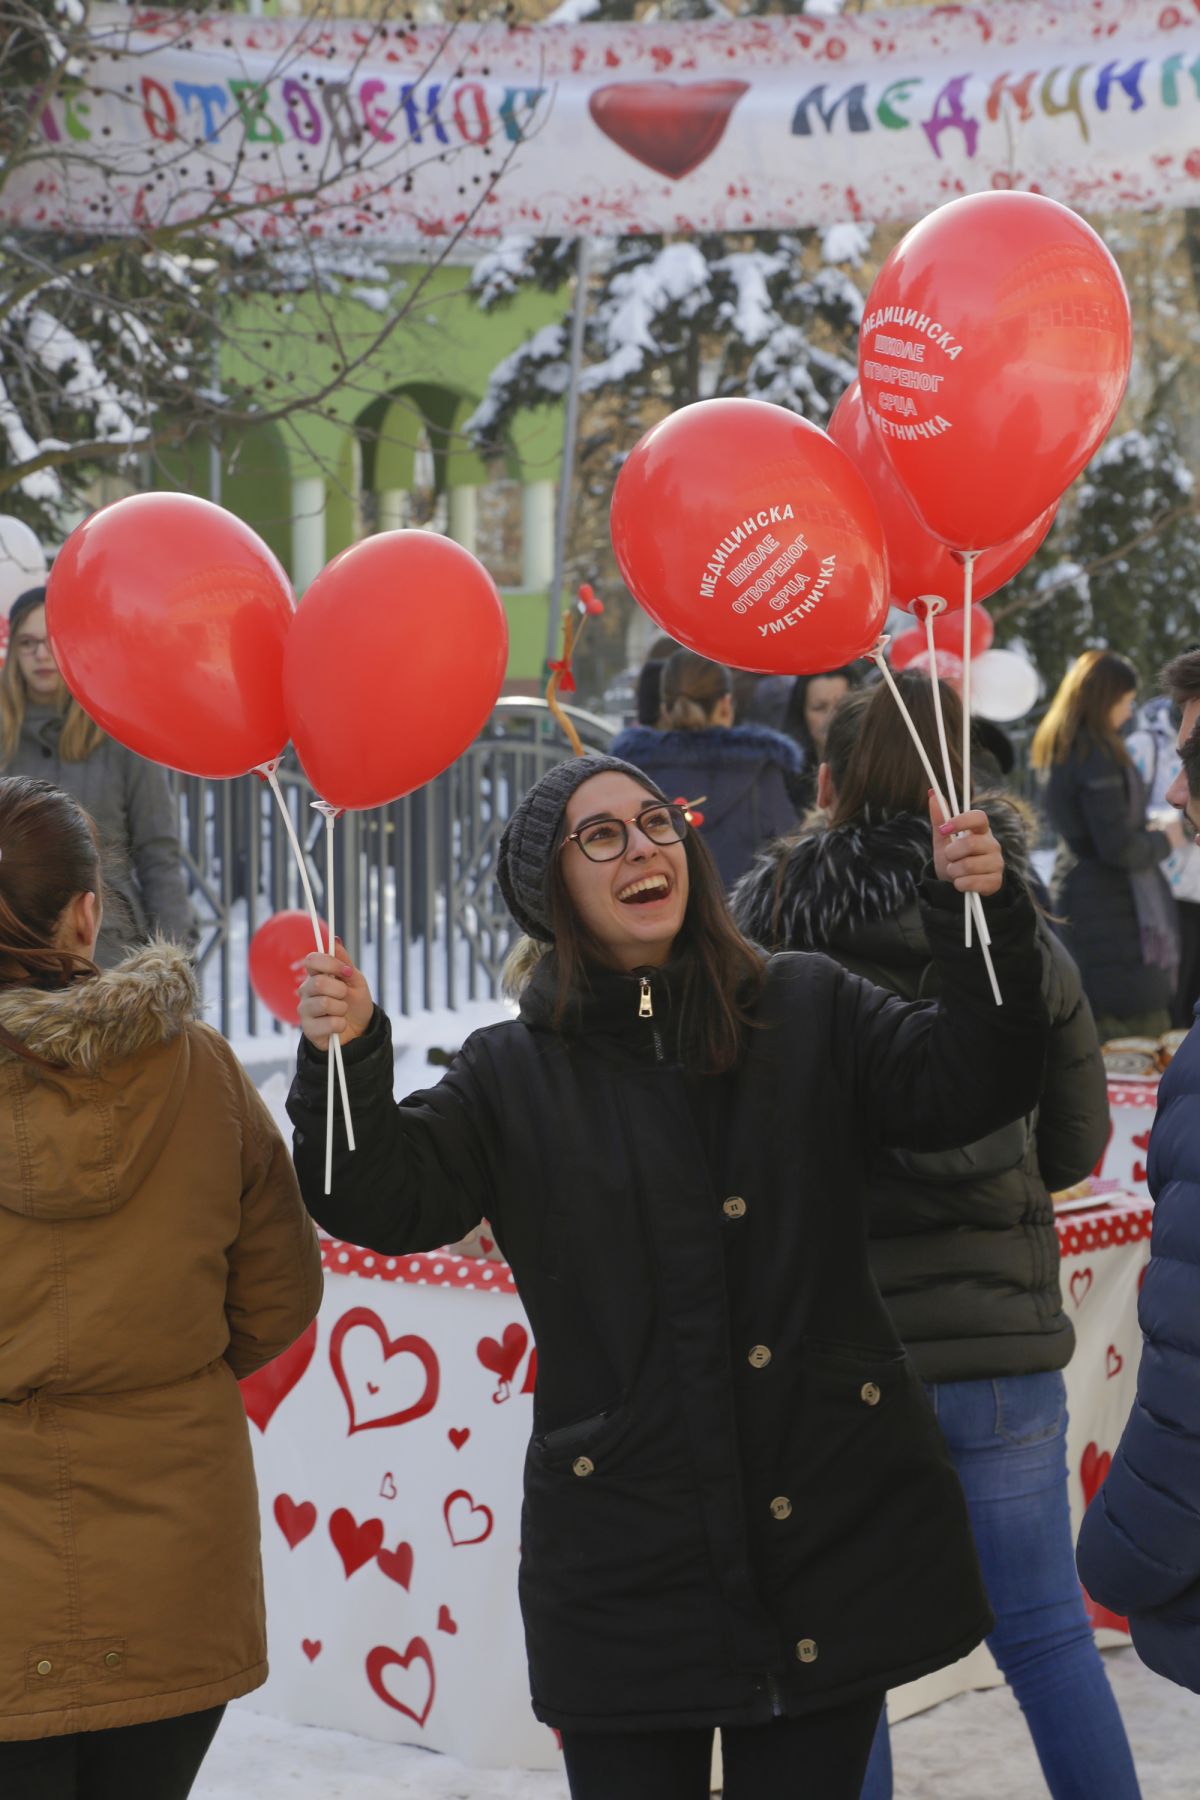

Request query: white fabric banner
[{"left": 7, "top": 0, "right": 1200, "bottom": 244}]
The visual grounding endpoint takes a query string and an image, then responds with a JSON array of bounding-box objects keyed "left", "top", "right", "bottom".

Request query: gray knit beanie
[{"left": 497, "top": 754, "right": 670, "bottom": 942}]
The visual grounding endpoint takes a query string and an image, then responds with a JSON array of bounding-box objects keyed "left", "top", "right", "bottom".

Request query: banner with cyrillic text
[{"left": 7, "top": 0, "right": 1199, "bottom": 243}]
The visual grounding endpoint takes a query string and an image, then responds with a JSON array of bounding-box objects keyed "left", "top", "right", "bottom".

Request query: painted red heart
[
  {"left": 380, "top": 1472, "right": 398, "bottom": 1500},
  {"left": 1133, "top": 1160, "right": 1148, "bottom": 1185},
  {"left": 1069, "top": 1267, "right": 1093, "bottom": 1309},
  {"left": 1133, "top": 1128, "right": 1152, "bottom": 1152},
  {"left": 478, "top": 1234, "right": 494, "bottom": 1254},
  {"left": 329, "top": 1507, "right": 385, "bottom": 1578},
  {"left": 1106, "top": 1344, "right": 1124, "bottom": 1380},
  {"left": 366, "top": 1639, "right": 435, "bottom": 1728},
  {"left": 240, "top": 1319, "right": 317, "bottom": 1432},
  {"left": 522, "top": 1347, "right": 538, "bottom": 1395},
  {"left": 329, "top": 1307, "right": 440, "bottom": 1435},
  {"left": 444, "top": 1488, "right": 494, "bottom": 1547},
  {"left": 437, "top": 1604, "right": 458, "bottom": 1636},
  {"left": 1080, "top": 1441, "right": 1112, "bottom": 1509},
  {"left": 274, "top": 1493, "right": 317, "bottom": 1550},
  {"left": 448, "top": 1427, "right": 470, "bottom": 1451},
  {"left": 476, "top": 1323, "right": 528, "bottom": 1389},
  {"left": 588, "top": 80, "right": 749, "bottom": 180},
  {"left": 377, "top": 1541, "right": 414, "bottom": 1590},
  {"left": 302, "top": 1638, "right": 322, "bottom": 1662}
]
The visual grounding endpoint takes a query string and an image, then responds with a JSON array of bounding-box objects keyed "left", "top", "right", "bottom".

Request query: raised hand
[
  {"left": 930, "top": 794, "right": 1005, "bottom": 897},
  {"left": 297, "top": 937, "right": 375, "bottom": 1051}
]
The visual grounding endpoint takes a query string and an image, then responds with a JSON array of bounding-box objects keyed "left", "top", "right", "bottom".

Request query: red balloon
[
  {"left": 828, "top": 382, "right": 1056, "bottom": 610},
  {"left": 248, "top": 910, "right": 318, "bottom": 1027},
  {"left": 284, "top": 531, "right": 509, "bottom": 810},
  {"left": 903, "top": 603, "right": 994, "bottom": 661},
  {"left": 888, "top": 639, "right": 964, "bottom": 689},
  {"left": 858, "top": 192, "right": 1131, "bottom": 550},
  {"left": 46, "top": 494, "right": 294, "bottom": 778},
  {"left": 611, "top": 397, "right": 888, "bottom": 676}
]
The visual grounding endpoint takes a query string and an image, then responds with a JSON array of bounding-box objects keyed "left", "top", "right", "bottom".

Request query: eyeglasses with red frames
[{"left": 562, "top": 798, "right": 706, "bottom": 864}]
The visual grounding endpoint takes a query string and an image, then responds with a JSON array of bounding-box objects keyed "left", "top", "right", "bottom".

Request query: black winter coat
[
  {"left": 733, "top": 808, "right": 1109, "bottom": 1383},
  {"left": 288, "top": 879, "right": 1050, "bottom": 1733},
  {"left": 1043, "top": 735, "right": 1175, "bottom": 1025},
  {"left": 608, "top": 723, "right": 805, "bottom": 889}
]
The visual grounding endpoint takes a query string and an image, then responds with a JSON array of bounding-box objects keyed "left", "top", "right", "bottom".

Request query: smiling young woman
[{"left": 287, "top": 752, "right": 1052, "bottom": 1800}]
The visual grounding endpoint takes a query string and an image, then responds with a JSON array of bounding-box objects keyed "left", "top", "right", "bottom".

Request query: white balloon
[
  {"left": 971, "top": 648, "right": 1041, "bottom": 723},
  {"left": 0, "top": 516, "right": 48, "bottom": 618}
]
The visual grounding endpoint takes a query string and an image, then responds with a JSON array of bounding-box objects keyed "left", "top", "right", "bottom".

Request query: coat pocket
[{"left": 530, "top": 1401, "right": 633, "bottom": 1476}]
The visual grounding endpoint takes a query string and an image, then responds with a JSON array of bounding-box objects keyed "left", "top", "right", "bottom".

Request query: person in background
[
  {"left": 1127, "top": 689, "right": 1200, "bottom": 1023},
  {"left": 1076, "top": 647, "right": 1200, "bottom": 1697},
  {"left": 0, "top": 587, "right": 196, "bottom": 968},
  {"left": 779, "top": 666, "right": 861, "bottom": 809},
  {"left": 0, "top": 777, "right": 322, "bottom": 1799},
  {"left": 1031, "top": 649, "right": 1183, "bottom": 1041},
  {"left": 632, "top": 634, "right": 680, "bottom": 728},
  {"left": 733, "top": 678, "right": 1140, "bottom": 1800},
  {"left": 610, "top": 649, "right": 804, "bottom": 889},
  {"left": 729, "top": 669, "right": 797, "bottom": 735}
]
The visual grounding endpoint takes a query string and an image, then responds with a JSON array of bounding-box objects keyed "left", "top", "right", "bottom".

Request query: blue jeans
[{"left": 860, "top": 1372, "right": 1140, "bottom": 1800}]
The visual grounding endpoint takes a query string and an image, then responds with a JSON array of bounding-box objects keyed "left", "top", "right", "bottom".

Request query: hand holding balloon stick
[
  {"left": 546, "top": 584, "right": 604, "bottom": 756},
  {"left": 868, "top": 641, "right": 1002, "bottom": 1007}
]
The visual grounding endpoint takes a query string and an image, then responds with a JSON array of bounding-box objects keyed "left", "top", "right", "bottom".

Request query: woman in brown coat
[{"left": 0, "top": 776, "right": 322, "bottom": 1799}]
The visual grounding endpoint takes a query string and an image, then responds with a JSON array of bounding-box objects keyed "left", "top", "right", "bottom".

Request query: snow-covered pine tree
[{"left": 996, "top": 416, "right": 1200, "bottom": 689}]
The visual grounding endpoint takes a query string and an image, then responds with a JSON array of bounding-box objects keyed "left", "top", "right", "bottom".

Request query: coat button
[
  {"left": 104, "top": 1652, "right": 122, "bottom": 1670},
  {"left": 770, "top": 1496, "right": 792, "bottom": 1520},
  {"left": 572, "top": 1456, "right": 595, "bottom": 1478},
  {"left": 722, "top": 1196, "right": 747, "bottom": 1219},
  {"left": 748, "top": 1344, "right": 772, "bottom": 1369},
  {"left": 35, "top": 1660, "right": 52, "bottom": 1677},
  {"left": 861, "top": 1382, "right": 882, "bottom": 1406},
  {"left": 795, "top": 1639, "right": 819, "bottom": 1664}
]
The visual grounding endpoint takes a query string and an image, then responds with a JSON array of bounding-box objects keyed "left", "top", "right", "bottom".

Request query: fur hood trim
[
  {"left": 732, "top": 799, "right": 1033, "bottom": 953},
  {"left": 0, "top": 940, "right": 199, "bottom": 1072},
  {"left": 610, "top": 723, "right": 806, "bottom": 776}
]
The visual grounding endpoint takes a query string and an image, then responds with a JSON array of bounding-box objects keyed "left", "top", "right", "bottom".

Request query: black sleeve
[
  {"left": 286, "top": 1008, "right": 496, "bottom": 1255},
  {"left": 1076, "top": 747, "right": 1170, "bottom": 871},
  {"left": 1033, "top": 925, "right": 1110, "bottom": 1192},
  {"left": 827, "top": 873, "right": 1051, "bottom": 1154}
]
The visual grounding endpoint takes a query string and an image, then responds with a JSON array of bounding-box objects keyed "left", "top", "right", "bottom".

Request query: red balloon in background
[
  {"left": 46, "top": 494, "right": 294, "bottom": 778},
  {"left": 888, "top": 640, "right": 965, "bottom": 689},
  {"left": 284, "top": 531, "right": 508, "bottom": 811},
  {"left": 611, "top": 397, "right": 888, "bottom": 676},
  {"left": 858, "top": 191, "right": 1131, "bottom": 550},
  {"left": 828, "top": 382, "right": 1057, "bottom": 609},
  {"left": 894, "top": 603, "right": 994, "bottom": 664},
  {"left": 248, "top": 910, "right": 319, "bottom": 1026}
]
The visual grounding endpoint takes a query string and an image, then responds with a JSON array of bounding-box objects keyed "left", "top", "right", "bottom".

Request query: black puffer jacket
[
  {"left": 289, "top": 878, "right": 1050, "bottom": 1732},
  {"left": 1043, "top": 734, "right": 1175, "bottom": 1025},
  {"left": 733, "top": 805, "right": 1108, "bottom": 1383},
  {"left": 609, "top": 723, "right": 805, "bottom": 889}
]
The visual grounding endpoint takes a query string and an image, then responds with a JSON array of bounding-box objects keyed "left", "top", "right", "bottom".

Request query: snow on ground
[{"left": 195, "top": 1650, "right": 1196, "bottom": 1798}]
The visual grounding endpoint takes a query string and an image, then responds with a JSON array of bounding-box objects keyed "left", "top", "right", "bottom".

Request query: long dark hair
[
  {"left": 827, "top": 675, "right": 966, "bottom": 824},
  {"left": 781, "top": 665, "right": 861, "bottom": 761},
  {"left": 0, "top": 777, "right": 101, "bottom": 1062},
  {"left": 507, "top": 810, "right": 765, "bottom": 1075}
]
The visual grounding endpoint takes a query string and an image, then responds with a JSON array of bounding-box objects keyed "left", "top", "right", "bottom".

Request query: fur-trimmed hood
[
  {"left": 732, "top": 799, "right": 1034, "bottom": 966},
  {"left": 0, "top": 941, "right": 201, "bottom": 1221}
]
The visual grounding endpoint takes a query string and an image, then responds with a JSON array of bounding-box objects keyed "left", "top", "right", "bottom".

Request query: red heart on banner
[
  {"left": 1106, "top": 1345, "right": 1124, "bottom": 1380},
  {"left": 1133, "top": 1129, "right": 1152, "bottom": 1152},
  {"left": 302, "top": 1638, "right": 322, "bottom": 1662},
  {"left": 588, "top": 80, "right": 749, "bottom": 180},
  {"left": 380, "top": 1472, "right": 398, "bottom": 1501},
  {"left": 366, "top": 1639, "right": 436, "bottom": 1728},
  {"left": 329, "top": 1507, "right": 385, "bottom": 1578},
  {"left": 240, "top": 1319, "right": 317, "bottom": 1433},
  {"left": 274, "top": 1493, "right": 317, "bottom": 1550},
  {"left": 448, "top": 1427, "right": 471, "bottom": 1452},
  {"left": 1080, "top": 1442, "right": 1112, "bottom": 1508},
  {"left": 377, "top": 1541, "right": 414, "bottom": 1590},
  {"left": 1069, "top": 1268, "right": 1093, "bottom": 1309},
  {"left": 477, "top": 1323, "right": 528, "bottom": 1388},
  {"left": 437, "top": 1604, "right": 458, "bottom": 1636},
  {"left": 444, "top": 1489, "right": 494, "bottom": 1548},
  {"left": 329, "top": 1307, "right": 440, "bottom": 1435}
]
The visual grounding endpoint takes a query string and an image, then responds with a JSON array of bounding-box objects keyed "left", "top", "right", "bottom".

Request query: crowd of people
[{"left": 2, "top": 599, "right": 1200, "bottom": 1799}]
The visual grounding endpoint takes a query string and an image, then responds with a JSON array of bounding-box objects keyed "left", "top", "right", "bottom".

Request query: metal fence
[{"left": 172, "top": 699, "right": 615, "bottom": 1039}]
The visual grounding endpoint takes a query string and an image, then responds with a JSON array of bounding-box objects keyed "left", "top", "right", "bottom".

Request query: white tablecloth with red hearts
[{"left": 238, "top": 1192, "right": 1154, "bottom": 1769}]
